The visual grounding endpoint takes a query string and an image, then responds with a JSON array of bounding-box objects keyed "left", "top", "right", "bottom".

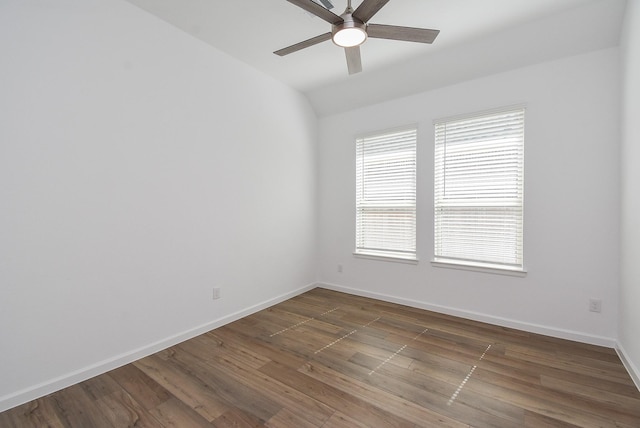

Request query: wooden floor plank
[
  {"left": 505, "top": 345, "right": 635, "bottom": 384},
  {"left": 211, "top": 408, "right": 264, "bottom": 428},
  {"left": 108, "top": 364, "right": 172, "bottom": 411},
  {"left": 149, "top": 397, "right": 214, "bottom": 428},
  {"left": 46, "top": 383, "right": 115, "bottom": 427},
  {"left": 539, "top": 375, "right": 640, "bottom": 417},
  {"left": 93, "top": 389, "right": 161, "bottom": 427},
  {"left": 311, "top": 344, "right": 523, "bottom": 428},
  {"left": 265, "top": 408, "right": 320, "bottom": 428},
  {"left": 158, "top": 347, "right": 280, "bottom": 423},
  {"left": 200, "top": 345, "right": 334, "bottom": 427},
  {"left": 259, "top": 360, "right": 422, "bottom": 428},
  {"left": 1, "top": 287, "right": 639, "bottom": 427},
  {"left": 523, "top": 409, "right": 583, "bottom": 428},
  {"left": 133, "top": 352, "right": 229, "bottom": 422},
  {"left": 468, "top": 367, "right": 638, "bottom": 427},
  {"left": 0, "top": 397, "right": 65, "bottom": 428},
  {"left": 320, "top": 411, "right": 377, "bottom": 428},
  {"left": 210, "top": 327, "right": 307, "bottom": 369},
  {"left": 300, "top": 358, "right": 483, "bottom": 428}
]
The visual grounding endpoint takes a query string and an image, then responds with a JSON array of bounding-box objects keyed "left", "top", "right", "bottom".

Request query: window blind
[
  {"left": 356, "top": 127, "right": 417, "bottom": 260},
  {"left": 434, "top": 108, "right": 524, "bottom": 270}
]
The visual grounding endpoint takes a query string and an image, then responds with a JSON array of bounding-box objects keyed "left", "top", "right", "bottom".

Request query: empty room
[{"left": 1, "top": 0, "right": 639, "bottom": 426}]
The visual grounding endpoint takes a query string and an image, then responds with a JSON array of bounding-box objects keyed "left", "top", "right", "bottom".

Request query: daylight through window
[
  {"left": 434, "top": 108, "right": 525, "bottom": 271},
  {"left": 356, "top": 127, "right": 417, "bottom": 260}
]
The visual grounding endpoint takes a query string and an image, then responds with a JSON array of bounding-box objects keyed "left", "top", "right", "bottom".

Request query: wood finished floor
[{"left": 2, "top": 288, "right": 639, "bottom": 427}]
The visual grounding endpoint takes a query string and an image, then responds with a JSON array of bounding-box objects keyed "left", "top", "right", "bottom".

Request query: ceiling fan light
[{"left": 333, "top": 26, "right": 367, "bottom": 47}]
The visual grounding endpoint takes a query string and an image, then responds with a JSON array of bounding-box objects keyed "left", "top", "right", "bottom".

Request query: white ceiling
[{"left": 124, "top": 0, "right": 626, "bottom": 116}]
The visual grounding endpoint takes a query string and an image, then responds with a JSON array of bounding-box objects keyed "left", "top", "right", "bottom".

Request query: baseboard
[
  {"left": 616, "top": 343, "right": 640, "bottom": 392},
  {"left": 0, "top": 282, "right": 316, "bottom": 413},
  {"left": 318, "top": 282, "right": 617, "bottom": 348}
]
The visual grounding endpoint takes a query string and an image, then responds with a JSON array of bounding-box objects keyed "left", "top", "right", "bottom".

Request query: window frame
[
  {"left": 354, "top": 125, "right": 418, "bottom": 262},
  {"left": 432, "top": 106, "right": 526, "bottom": 275}
]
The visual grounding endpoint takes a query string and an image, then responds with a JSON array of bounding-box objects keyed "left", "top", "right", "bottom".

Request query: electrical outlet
[
  {"left": 213, "top": 288, "right": 221, "bottom": 300},
  {"left": 589, "top": 298, "right": 602, "bottom": 313}
]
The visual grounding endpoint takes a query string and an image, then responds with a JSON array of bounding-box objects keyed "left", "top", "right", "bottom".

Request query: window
[
  {"left": 355, "top": 127, "right": 417, "bottom": 261},
  {"left": 434, "top": 107, "right": 524, "bottom": 272}
]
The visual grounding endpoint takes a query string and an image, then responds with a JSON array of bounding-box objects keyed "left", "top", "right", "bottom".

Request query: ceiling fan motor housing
[{"left": 332, "top": 13, "right": 367, "bottom": 47}]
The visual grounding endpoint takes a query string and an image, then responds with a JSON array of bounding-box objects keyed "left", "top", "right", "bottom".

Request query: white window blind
[
  {"left": 434, "top": 108, "right": 524, "bottom": 271},
  {"left": 356, "top": 127, "right": 417, "bottom": 260}
]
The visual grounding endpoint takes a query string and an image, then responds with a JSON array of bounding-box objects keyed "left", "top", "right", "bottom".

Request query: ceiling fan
[{"left": 274, "top": 0, "right": 440, "bottom": 75}]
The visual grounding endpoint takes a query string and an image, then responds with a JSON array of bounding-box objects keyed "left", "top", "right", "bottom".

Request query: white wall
[
  {"left": 620, "top": 0, "right": 640, "bottom": 388},
  {"left": 318, "top": 48, "right": 620, "bottom": 346},
  {"left": 0, "top": 0, "right": 317, "bottom": 411}
]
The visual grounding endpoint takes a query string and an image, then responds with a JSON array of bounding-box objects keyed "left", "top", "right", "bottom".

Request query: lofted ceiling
[{"left": 124, "top": 0, "right": 627, "bottom": 116}]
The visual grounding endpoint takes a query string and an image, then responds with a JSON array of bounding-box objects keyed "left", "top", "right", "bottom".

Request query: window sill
[
  {"left": 354, "top": 252, "right": 418, "bottom": 265},
  {"left": 430, "top": 259, "right": 527, "bottom": 277}
]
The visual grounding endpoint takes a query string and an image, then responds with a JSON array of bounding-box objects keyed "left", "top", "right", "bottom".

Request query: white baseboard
[
  {"left": 317, "top": 282, "right": 617, "bottom": 348},
  {"left": 0, "top": 282, "right": 316, "bottom": 414},
  {"left": 616, "top": 343, "right": 640, "bottom": 392}
]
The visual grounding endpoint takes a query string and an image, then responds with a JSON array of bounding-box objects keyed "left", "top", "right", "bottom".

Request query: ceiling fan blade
[
  {"left": 313, "top": 0, "right": 334, "bottom": 9},
  {"left": 367, "top": 23, "right": 440, "bottom": 43},
  {"left": 352, "top": 0, "right": 390, "bottom": 23},
  {"left": 345, "top": 46, "right": 362, "bottom": 75},
  {"left": 286, "top": 0, "right": 343, "bottom": 24},
  {"left": 274, "top": 32, "right": 332, "bottom": 56}
]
